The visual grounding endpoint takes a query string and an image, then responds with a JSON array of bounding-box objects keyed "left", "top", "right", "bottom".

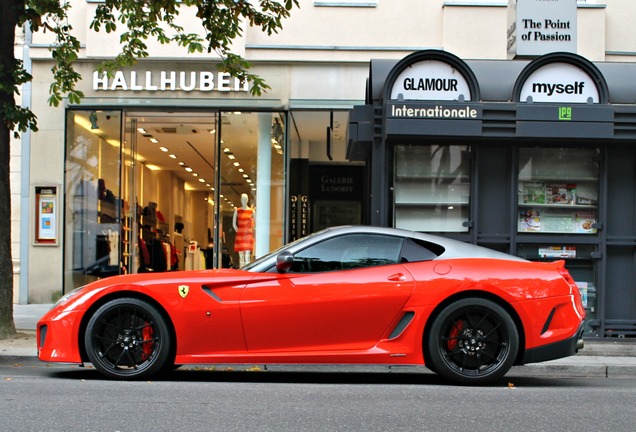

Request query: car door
[{"left": 240, "top": 234, "right": 416, "bottom": 352}]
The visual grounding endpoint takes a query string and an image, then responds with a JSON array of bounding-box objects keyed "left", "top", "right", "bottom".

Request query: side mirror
[{"left": 276, "top": 251, "right": 294, "bottom": 273}]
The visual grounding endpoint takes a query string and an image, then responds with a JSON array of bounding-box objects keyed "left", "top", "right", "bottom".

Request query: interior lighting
[
  {"left": 233, "top": 162, "right": 240, "bottom": 167},
  {"left": 169, "top": 154, "right": 177, "bottom": 159},
  {"left": 149, "top": 138, "right": 159, "bottom": 143},
  {"left": 137, "top": 128, "right": 147, "bottom": 134},
  {"left": 159, "top": 147, "right": 169, "bottom": 152},
  {"left": 185, "top": 167, "right": 193, "bottom": 172}
]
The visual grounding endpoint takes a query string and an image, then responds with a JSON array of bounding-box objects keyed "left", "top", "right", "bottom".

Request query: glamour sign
[
  {"left": 390, "top": 60, "right": 472, "bottom": 101},
  {"left": 93, "top": 70, "right": 250, "bottom": 92}
]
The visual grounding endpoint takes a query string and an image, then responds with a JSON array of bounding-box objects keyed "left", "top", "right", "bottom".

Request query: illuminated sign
[
  {"left": 390, "top": 60, "right": 472, "bottom": 101},
  {"left": 93, "top": 70, "right": 250, "bottom": 92}
]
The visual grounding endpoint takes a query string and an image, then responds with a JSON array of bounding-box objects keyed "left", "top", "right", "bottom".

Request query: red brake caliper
[
  {"left": 142, "top": 323, "right": 154, "bottom": 360},
  {"left": 447, "top": 321, "right": 464, "bottom": 350}
]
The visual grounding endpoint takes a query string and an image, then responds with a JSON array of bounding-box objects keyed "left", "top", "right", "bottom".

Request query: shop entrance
[{"left": 63, "top": 109, "right": 286, "bottom": 293}]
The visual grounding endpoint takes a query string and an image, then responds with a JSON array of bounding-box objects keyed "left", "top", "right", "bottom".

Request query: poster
[{"left": 35, "top": 186, "right": 57, "bottom": 244}]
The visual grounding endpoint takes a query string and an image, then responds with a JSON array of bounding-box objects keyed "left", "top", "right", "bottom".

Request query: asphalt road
[{"left": 2, "top": 358, "right": 635, "bottom": 432}]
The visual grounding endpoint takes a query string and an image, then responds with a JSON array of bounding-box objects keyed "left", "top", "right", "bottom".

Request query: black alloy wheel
[
  {"left": 426, "top": 297, "right": 519, "bottom": 385},
  {"left": 84, "top": 298, "right": 171, "bottom": 380}
]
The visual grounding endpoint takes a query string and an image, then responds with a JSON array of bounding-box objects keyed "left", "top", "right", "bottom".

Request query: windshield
[{"left": 241, "top": 230, "right": 325, "bottom": 271}]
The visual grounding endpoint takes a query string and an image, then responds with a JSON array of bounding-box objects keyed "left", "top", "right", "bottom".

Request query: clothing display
[{"left": 234, "top": 208, "right": 254, "bottom": 252}]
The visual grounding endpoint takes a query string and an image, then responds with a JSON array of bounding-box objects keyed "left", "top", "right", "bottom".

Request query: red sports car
[{"left": 37, "top": 226, "right": 585, "bottom": 384}]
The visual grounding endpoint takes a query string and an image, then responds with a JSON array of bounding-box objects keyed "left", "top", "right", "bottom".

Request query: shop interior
[{"left": 64, "top": 108, "right": 350, "bottom": 291}]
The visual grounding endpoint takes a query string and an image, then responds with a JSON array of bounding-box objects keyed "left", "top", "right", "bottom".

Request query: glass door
[
  {"left": 121, "top": 117, "right": 139, "bottom": 275},
  {"left": 63, "top": 110, "right": 123, "bottom": 292},
  {"left": 218, "top": 111, "right": 286, "bottom": 268}
]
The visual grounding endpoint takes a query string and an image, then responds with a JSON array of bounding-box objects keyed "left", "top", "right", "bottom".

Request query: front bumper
[
  {"left": 37, "top": 309, "right": 84, "bottom": 364},
  {"left": 522, "top": 321, "right": 585, "bottom": 365}
]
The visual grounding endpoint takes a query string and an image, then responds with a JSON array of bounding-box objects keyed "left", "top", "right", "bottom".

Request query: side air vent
[
  {"left": 541, "top": 307, "right": 556, "bottom": 335},
  {"left": 201, "top": 286, "right": 222, "bottom": 302},
  {"left": 388, "top": 312, "right": 415, "bottom": 339},
  {"left": 39, "top": 325, "right": 48, "bottom": 349}
]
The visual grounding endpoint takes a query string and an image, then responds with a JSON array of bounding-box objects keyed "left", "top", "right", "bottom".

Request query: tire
[
  {"left": 84, "top": 298, "right": 171, "bottom": 380},
  {"left": 426, "top": 298, "right": 519, "bottom": 385}
]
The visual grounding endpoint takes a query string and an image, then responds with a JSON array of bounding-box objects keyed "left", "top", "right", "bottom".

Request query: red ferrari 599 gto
[{"left": 37, "top": 226, "right": 585, "bottom": 384}]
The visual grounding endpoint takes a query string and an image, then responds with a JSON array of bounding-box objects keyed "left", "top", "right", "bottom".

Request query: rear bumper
[{"left": 522, "top": 321, "right": 585, "bottom": 365}]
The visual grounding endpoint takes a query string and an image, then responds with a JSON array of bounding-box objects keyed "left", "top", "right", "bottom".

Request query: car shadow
[{"left": 46, "top": 365, "right": 598, "bottom": 388}]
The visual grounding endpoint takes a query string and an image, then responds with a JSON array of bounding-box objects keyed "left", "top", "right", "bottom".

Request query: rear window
[{"left": 400, "top": 238, "right": 444, "bottom": 263}]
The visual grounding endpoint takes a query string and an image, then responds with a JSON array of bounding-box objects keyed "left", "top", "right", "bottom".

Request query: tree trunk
[{"left": 0, "top": 0, "right": 19, "bottom": 339}]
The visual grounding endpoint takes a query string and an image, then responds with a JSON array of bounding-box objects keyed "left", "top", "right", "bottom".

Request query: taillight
[{"left": 556, "top": 261, "right": 586, "bottom": 318}]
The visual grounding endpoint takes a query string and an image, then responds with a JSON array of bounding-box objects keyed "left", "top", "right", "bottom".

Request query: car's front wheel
[
  {"left": 426, "top": 297, "right": 519, "bottom": 385},
  {"left": 84, "top": 298, "right": 171, "bottom": 380}
]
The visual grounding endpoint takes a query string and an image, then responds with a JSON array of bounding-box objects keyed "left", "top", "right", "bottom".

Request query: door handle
[{"left": 388, "top": 273, "right": 405, "bottom": 282}]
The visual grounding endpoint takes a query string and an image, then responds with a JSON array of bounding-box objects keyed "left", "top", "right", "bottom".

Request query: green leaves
[{"left": 5, "top": 0, "right": 300, "bottom": 132}]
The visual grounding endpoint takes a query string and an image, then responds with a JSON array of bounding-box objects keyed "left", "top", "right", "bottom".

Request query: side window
[
  {"left": 289, "top": 234, "right": 404, "bottom": 273},
  {"left": 399, "top": 238, "right": 444, "bottom": 263}
]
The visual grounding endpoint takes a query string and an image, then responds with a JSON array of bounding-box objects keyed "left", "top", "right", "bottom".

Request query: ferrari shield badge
[{"left": 178, "top": 285, "right": 189, "bottom": 298}]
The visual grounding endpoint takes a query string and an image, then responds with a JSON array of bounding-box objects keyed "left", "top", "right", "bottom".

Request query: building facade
[{"left": 12, "top": 1, "right": 636, "bottom": 338}]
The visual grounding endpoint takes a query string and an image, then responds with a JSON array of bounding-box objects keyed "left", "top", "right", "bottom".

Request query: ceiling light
[
  {"left": 233, "top": 162, "right": 240, "bottom": 167},
  {"left": 223, "top": 148, "right": 231, "bottom": 153},
  {"left": 149, "top": 138, "right": 159, "bottom": 143},
  {"left": 137, "top": 128, "right": 147, "bottom": 134},
  {"left": 159, "top": 147, "right": 169, "bottom": 152},
  {"left": 209, "top": 129, "right": 216, "bottom": 134},
  {"left": 185, "top": 167, "right": 193, "bottom": 172},
  {"left": 199, "top": 178, "right": 205, "bottom": 183},
  {"left": 243, "top": 174, "right": 249, "bottom": 178},
  {"left": 169, "top": 154, "right": 177, "bottom": 159},
  {"left": 179, "top": 162, "right": 185, "bottom": 166},
  {"left": 193, "top": 173, "right": 198, "bottom": 177},
  {"left": 238, "top": 168, "right": 244, "bottom": 173},
  {"left": 228, "top": 154, "right": 235, "bottom": 160}
]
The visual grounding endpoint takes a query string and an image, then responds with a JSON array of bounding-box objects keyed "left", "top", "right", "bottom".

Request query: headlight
[{"left": 52, "top": 286, "right": 84, "bottom": 309}]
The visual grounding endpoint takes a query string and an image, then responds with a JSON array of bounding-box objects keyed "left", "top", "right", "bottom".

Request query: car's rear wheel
[
  {"left": 426, "top": 297, "right": 519, "bottom": 385},
  {"left": 85, "top": 298, "right": 171, "bottom": 380}
]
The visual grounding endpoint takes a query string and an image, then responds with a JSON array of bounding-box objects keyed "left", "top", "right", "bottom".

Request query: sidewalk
[{"left": 2, "top": 303, "right": 636, "bottom": 379}]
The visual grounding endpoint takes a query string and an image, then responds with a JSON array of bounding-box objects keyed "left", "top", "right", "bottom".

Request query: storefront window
[
  {"left": 64, "top": 110, "right": 123, "bottom": 293},
  {"left": 518, "top": 147, "right": 599, "bottom": 234},
  {"left": 393, "top": 144, "right": 471, "bottom": 232},
  {"left": 219, "top": 112, "right": 285, "bottom": 268}
]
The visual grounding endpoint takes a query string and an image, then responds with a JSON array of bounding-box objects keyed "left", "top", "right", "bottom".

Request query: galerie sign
[
  {"left": 507, "top": 0, "right": 577, "bottom": 58},
  {"left": 93, "top": 70, "right": 250, "bottom": 92},
  {"left": 389, "top": 60, "right": 473, "bottom": 101}
]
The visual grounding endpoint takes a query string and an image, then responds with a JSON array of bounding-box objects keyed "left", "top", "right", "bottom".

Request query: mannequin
[{"left": 233, "top": 193, "right": 255, "bottom": 267}]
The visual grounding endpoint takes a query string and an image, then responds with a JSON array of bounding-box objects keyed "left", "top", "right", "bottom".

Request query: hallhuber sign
[{"left": 507, "top": 0, "right": 577, "bottom": 58}]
